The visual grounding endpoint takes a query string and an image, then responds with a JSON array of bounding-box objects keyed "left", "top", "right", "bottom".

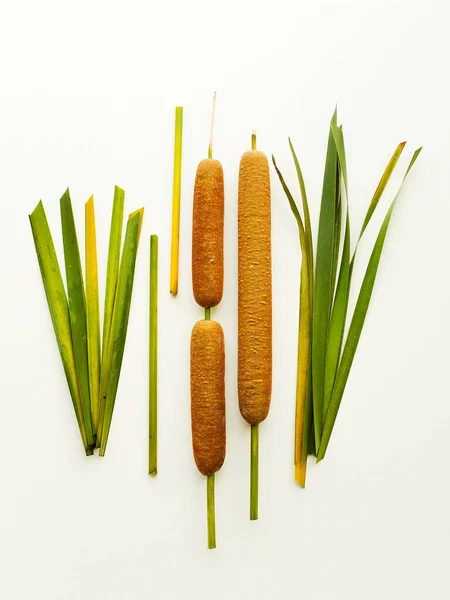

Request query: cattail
[
  {"left": 238, "top": 132, "right": 272, "bottom": 519},
  {"left": 190, "top": 93, "right": 226, "bottom": 549},
  {"left": 192, "top": 158, "right": 224, "bottom": 308},
  {"left": 190, "top": 320, "right": 226, "bottom": 476}
]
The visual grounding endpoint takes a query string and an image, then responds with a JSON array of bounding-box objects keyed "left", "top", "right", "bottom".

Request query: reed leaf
[
  {"left": 317, "top": 147, "right": 422, "bottom": 461},
  {"left": 358, "top": 142, "right": 406, "bottom": 241},
  {"left": 350, "top": 142, "right": 406, "bottom": 278},
  {"left": 60, "top": 189, "right": 93, "bottom": 448},
  {"left": 85, "top": 195, "right": 101, "bottom": 438},
  {"left": 323, "top": 124, "right": 350, "bottom": 414},
  {"left": 97, "top": 185, "right": 125, "bottom": 447},
  {"left": 29, "top": 201, "right": 91, "bottom": 455},
  {"left": 272, "top": 156, "right": 310, "bottom": 485},
  {"left": 311, "top": 107, "right": 339, "bottom": 449},
  {"left": 99, "top": 208, "right": 144, "bottom": 455},
  {"left": 286, "top": 139, "right": 316, "bottom": 461}
]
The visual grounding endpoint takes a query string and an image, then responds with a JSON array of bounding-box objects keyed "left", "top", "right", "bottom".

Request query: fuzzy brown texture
[
  {"left": 190, "top": 320, "right": 226, "bottom": 476},
  {"left": 238, "top": 151, "right": 272, "bottom": 425},
  {"left": 192, "top": 159, "right": 224, "bottom": 308}
]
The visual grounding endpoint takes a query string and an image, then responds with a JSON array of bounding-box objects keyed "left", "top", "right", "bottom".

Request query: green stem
[
  {"left": 207, "top": 474, "right": 216, "bottom": 549},
  {"left": 204, "top": 307, "right": 211, "bottom": 320},
  {"left": 208, "top": 92, "right": 216, "bottom": 160},
  {"left": 251, "top": 131, "right": 257, "bottom": 151},
  {"left": 149, "top": 235, "right": 158, "bottom": 475},
  {"left": 250, "top": 424, "right": 259, "bottom": 520}
]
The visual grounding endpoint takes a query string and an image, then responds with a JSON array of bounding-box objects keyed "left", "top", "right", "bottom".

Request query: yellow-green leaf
[
  {"left": 100, "top": 208, "right": 144, "bottom": 455},
  {"left": 29, "top": 201, "right": 91, "bottom": 455},
  {"left": 60, "top": 189, "right": 93, "bottom": 448}
]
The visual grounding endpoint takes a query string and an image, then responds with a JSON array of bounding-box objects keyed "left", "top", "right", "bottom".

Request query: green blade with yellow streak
[
  {"left": 272, "top": 155, "right": 311, "bottom": 487},
  {"left": 85, "top": 195, "right": 101, "bottom": 439}
]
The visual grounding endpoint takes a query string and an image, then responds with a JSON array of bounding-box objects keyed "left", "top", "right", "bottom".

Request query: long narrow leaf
[
  {"left": 317, "top": 148, "right": 422, "bottom": 461},
  {"left": 358, "top": 141, "right": 406, "bottom": 240},
  {"left": 288, "top": 138, "right": 314, "bottom": 285},
  {"left": 324, "top": 124, "right": 351, "bottom": 413},
  {"left": 103, "top": 186, "right": 125, "bottom": 354},
  {"left": 272, "top": 156, "right": 310, "bottom": 485},
  {"left": 350, "top": 142, "right": 406, "bottom": 277},
  {"left": 29, "top": 202, "right": 91, "bottom": 455},
  {"left": 324, "top": 215, "right": 350, "bottom": 413},
  {"left": 85, "top": 195, "right": 101, "bottom": 438},
  {"left": 311, "top": 107, "right": 339, "bottom": 449},
  {"left": 286, "top": 139, "right": 316, "bottom": 462},
  {"left": 60, "top": 189, "right": 93, "bottom": 448},
  {"left": 100, "top": 208, "right": 144, "bottom": 455},
  {"left": 97, "top": 185, "right": 125, "bottom": 446}
]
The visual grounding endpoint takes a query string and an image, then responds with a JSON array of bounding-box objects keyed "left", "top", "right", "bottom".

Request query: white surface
[{"left": 1, "top": 1, "right": 449, "bottom": 598}]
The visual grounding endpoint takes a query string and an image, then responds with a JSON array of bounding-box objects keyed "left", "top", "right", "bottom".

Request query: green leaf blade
[
  {"left": 97, "top": 185, "right": 125, "bottom": 446},
  {"left": 288, "top": 138, "right": 314, "bottom": 287},
  {"left": 359, "top": 141, "right": 406, "bottom": 240},
  {"left": 100, "top": 209, "right": 144, "bottom": 455},
  {"left": 29, "top": 201, "right": 91, "bottom": 455},
  {"left": 272, "top": 155, "right": 311, "bottom": 483},
  {"left": 311, "top": 108, "right": 339, "bottom": 449},
  {"left": 317, "top": 148, "right": 422, "bottom": 461},
  {"left": 60, "top": 189, "right": 93, "bottom": 448},
  {"left": 102, "top": 185, "right": 125, "bottom": 359}
]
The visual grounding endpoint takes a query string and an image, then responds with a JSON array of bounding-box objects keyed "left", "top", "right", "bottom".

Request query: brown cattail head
[
  {"left": 192, "top": 159, "right": 225, "bottom": 308},
  {"left": 190, "top": 319, "right": 226, "bottom": 476},
  {"left": 238, "top": 150, "right": 272, "bottom": 426}
]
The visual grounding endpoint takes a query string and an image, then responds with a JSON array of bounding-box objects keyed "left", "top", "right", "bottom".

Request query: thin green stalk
[
  {"left": 60, "top": 189, "right": 93, "bottom": 448},
  {"left": 251, "top": 131, "right": 257, "bottom": 151},
  {"left": 207, "top": 474, "right": 216, "bottom": 549},
  {"left": 208, "top": 92, "right": 216, "bottom": 160},
  {"left": 149, "top": 234, "right": 158, "bottom": 475},
  {"left": 170, "top": 106, "right": 183, "bottom": 295},
  {"left": 204, "top": 307, "right": 211, "bottom": 320},
  {"left": 250, "top": 424, "right": 259, "bottom": 520}
]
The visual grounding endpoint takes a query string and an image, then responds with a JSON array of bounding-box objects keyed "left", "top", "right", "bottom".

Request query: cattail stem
[
  {"left": 250, "top": 424, "right": 259, "bottom": 520},
  {"left": 170, "top": 106, "right": 183, "bottom": 295},
  {"left": 207, "top": 474, "right": 216, "bottom": 549},
  {"left": 208, "top": 92, "right": 217, "bottom": 160},
  {"left": 149, "top": 234, "right": 158, "bottom": 475},
  {"left": 204, "top": 307, "right": 211, "bottom": 320},
  {"left": 251, "top": 131, "right": 257, "bottom": 151}
]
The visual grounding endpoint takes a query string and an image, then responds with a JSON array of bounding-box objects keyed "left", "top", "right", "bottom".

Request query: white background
[{"left": 1, "top": 1, "right": 449, "bottom": 598}]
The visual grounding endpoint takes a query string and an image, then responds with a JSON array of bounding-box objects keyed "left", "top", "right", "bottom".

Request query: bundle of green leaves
[
  {"left": 29, "top": 187, "right": 143, "bottom": 455},
  {"left": 272, "top": 109, "right": 421, "bottom": 486}
]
